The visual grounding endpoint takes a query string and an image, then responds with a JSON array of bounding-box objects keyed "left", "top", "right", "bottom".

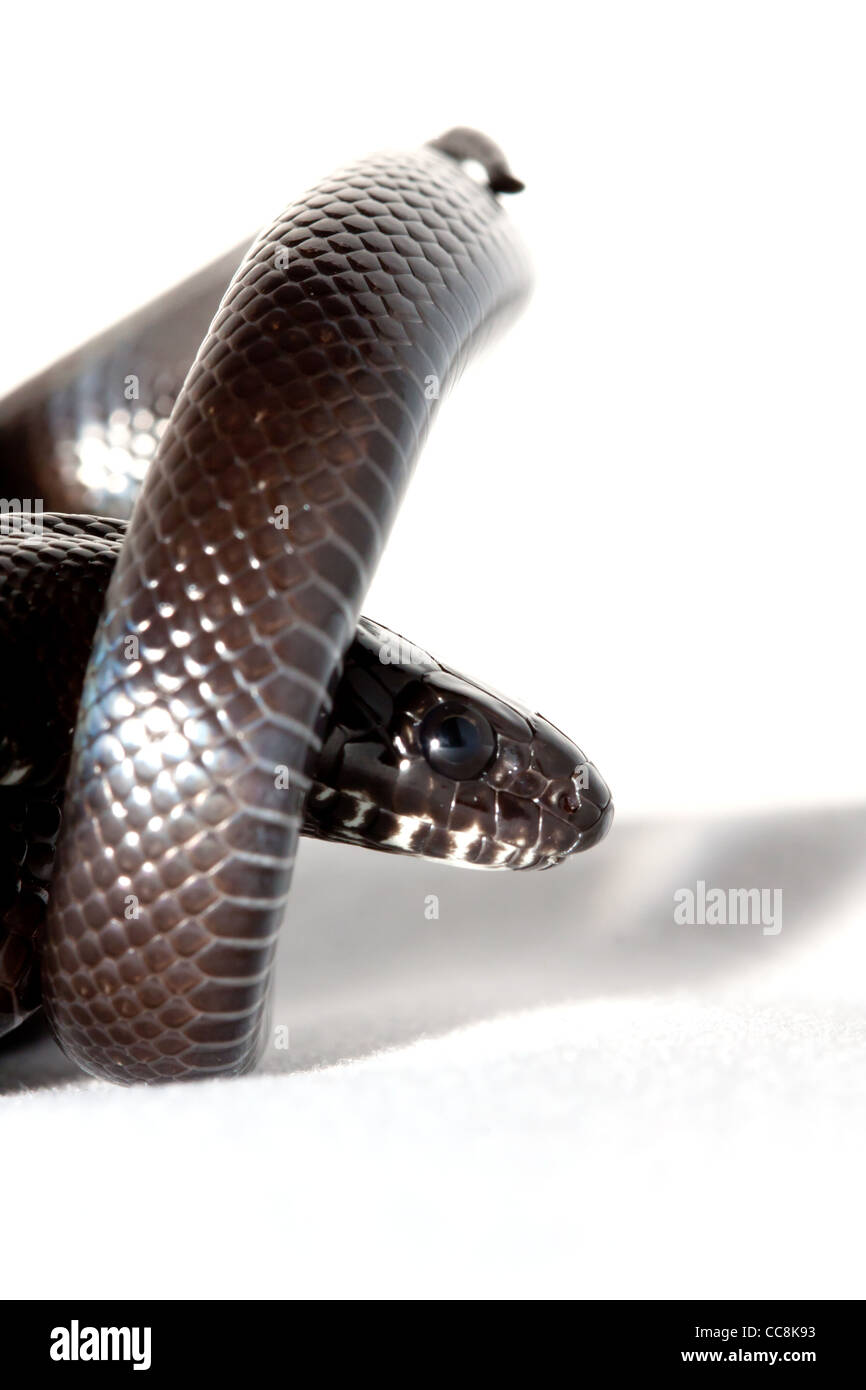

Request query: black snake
[{"left": 0, "top": 129, "right": 612, "bottom": 1083}]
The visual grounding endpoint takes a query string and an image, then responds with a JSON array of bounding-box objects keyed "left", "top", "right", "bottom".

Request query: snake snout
[
  {"left": 556, "top": 760, "right": 614, "bottom": 855},
  {"left": 573, "top": 794, "right": 614, "bottom": 852}
]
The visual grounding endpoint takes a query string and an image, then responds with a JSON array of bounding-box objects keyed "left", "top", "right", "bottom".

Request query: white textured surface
[
  {"left": 1, "top": 1, "right": 865, "bottom": 1299},
  {"left": 3, "top": 809, "right": 865, "bottom": 1299},
  {"left": 6, "top": 998, "right": 866, "bottom": 1301}
]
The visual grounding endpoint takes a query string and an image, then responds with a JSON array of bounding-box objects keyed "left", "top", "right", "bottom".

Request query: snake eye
[{"left": 419, "top": 702, "right": 496, "bottom": 780}]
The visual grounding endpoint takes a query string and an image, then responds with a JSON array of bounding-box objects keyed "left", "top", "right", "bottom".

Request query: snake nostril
[{"left": 558, "top": 790, "right": 580, "bottom": 815}]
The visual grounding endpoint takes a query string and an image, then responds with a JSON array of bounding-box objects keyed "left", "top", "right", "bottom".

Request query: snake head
[{"left": 305, "top": 620, "right": 613, "bottom": 869}]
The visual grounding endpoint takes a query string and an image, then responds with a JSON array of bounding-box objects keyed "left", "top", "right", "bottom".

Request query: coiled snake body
[{"left": 0, "top": 131, "right": 612, "bottom": 1083}]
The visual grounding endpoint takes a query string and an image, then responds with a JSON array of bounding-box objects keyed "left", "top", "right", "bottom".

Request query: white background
[{"left": 1, "top": 0, "right": 865, "bottom": 1302}]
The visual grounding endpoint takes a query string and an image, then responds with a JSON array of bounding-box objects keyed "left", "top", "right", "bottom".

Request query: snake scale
[{"left": 0, "top": 130, "right": 612, "bottom": 1083}]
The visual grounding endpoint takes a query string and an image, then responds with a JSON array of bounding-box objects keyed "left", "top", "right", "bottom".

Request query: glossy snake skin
[{"left": 0, "top": 131, "right": 612, "bottom": 1083}]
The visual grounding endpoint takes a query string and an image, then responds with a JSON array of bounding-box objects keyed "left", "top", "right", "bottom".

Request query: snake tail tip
[
  {"left": 427, "top": 127, "right": 526, "bottom": 196},
  {"left": 489, "top": 170, "right": 525, "bottom": 196}
]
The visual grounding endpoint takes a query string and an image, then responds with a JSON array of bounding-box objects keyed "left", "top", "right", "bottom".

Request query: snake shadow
[{"left": 2, "top": 803, "right": 864, "bottom": 1091}]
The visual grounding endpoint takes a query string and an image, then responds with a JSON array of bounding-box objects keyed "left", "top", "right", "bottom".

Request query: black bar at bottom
[{"left": 0, "top": 1299, "right": 858, "bottom": 1375}]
